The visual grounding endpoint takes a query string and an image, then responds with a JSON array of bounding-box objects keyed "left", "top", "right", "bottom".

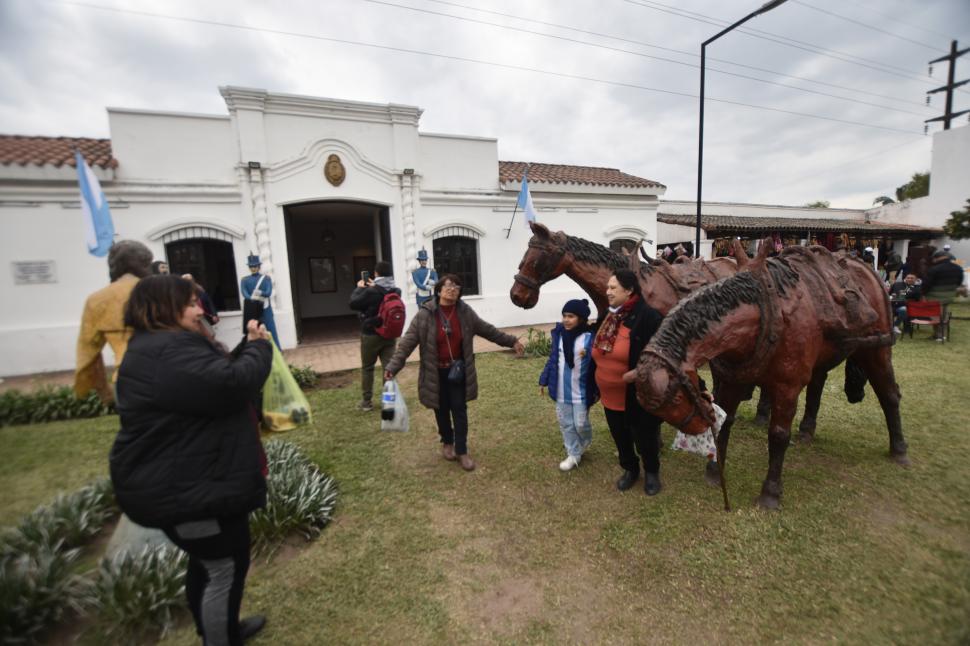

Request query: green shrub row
[
  {"left": 288, "top": 364, "right": 320, "bottom": 390},
  {"left": 523, "top": 327, "right": 552, "bottom": 357},
  {"left": 0, "top": 387, "right": 114, "bottom": 428},
  {"left": 1, "top": 440, "right": 338, "bottom": 642}
]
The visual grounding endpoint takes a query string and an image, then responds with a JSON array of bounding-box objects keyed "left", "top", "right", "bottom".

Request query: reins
[{"left": 513, "top": 239, "right": 567, "bottom": 292}]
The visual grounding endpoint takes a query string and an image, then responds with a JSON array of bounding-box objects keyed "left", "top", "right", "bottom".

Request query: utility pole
[{"left": 925, "top": 40, "right": 969, "bottom": 131}]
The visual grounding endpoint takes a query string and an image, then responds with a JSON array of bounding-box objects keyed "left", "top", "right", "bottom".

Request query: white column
[
  {"left": 400, "top": 173, "right": 418, "bottom": 303},
  {"left": 248, "top": 166, "right": 275, "bottom": 307}
]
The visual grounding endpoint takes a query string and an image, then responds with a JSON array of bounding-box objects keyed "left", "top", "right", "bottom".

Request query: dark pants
[
  {"left": 604, "top": 407, "right": 661, "bottom": 475},
  {"left": 435, "top": 367, "right": 469, "bottom": 454},
  {"left": 360, "top": 333, "right": 397, "bottom": 403},
  {"left": 162, "top": 514, "right": 251, "bottom": 646}
]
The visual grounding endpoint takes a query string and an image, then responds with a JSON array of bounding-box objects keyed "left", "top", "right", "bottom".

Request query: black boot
[
  {"left": 644, "top": 472, "right": 662, "bottom": 496},
  {"left": 240, "top": 615, "right": 267, "bottom": 641},
  {"left": 616, "top": 470, "right": 639, "bottom": 491}
]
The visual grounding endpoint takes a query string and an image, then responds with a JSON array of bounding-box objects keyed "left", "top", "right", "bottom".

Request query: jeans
[
  {"left": 360, "top": 333, "right": 397, "bottom": 403},
  {"left": 603, "top": 406, "right": 661, "bottom": 475},
  {"left": 556, "top": 401, "right": 592, "bottom": 458},
  {"left": 161, "top": 514, "right": 251, "bottom": 646},
  {"left": 894, "top": 305, "right": 908, "bottom": 329},
  {"left": 435, "top": 367, "right": 469, "bottom": 454}
]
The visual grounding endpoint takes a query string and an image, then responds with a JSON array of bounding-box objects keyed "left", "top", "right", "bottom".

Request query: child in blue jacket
[{"left": 539, "top": 299, "right": 599, "bottom": 471}]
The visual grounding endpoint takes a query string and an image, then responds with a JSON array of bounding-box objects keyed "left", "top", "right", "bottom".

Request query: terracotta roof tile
[
  {"left": 499, "top": 161, "right": 663, "bottom": 189},
  {"left": 0, "top": 135, "right": 118, "bottom": 169},
  {"left": 657, "top": 213, "right": 941, "bottom": 236}
]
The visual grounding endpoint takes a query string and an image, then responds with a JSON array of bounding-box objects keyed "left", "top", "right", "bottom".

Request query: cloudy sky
[{"left": 1, "top": 0, "right": 967, "bottom": 207}]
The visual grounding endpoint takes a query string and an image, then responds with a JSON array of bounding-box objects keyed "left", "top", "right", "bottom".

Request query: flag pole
[{"left": 504, "top": 165, "right": 530, "bottom": 239}]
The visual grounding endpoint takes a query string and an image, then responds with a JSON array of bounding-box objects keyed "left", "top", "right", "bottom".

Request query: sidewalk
[{"left": 0, "top": 322, "right": 555, "bottom": 393}]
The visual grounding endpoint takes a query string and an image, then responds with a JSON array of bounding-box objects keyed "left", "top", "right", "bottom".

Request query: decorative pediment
[{"left": 264, "top": 138, "right": 397, "bottom": 187}]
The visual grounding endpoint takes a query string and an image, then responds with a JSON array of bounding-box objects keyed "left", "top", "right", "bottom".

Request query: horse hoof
[
  {"left": 755, "top": 494, "right": 781, "bottom": 511},
  {"left": 798, "top": 433, "right": 814, "bottom": 445},
  {"left": 704, "top": 462, "right": 720, "bottom": 487},
  {"left": 892, "top": 453, "right": 912, "bottom": 467}
]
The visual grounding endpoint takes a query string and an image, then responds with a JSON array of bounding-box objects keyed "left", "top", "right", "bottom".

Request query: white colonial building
[
  {"left": 2, "top": 87, "right": 963, "bottom": 378},
  {"left": 1, "top": 86, "right": 669, "bottom": 377}
]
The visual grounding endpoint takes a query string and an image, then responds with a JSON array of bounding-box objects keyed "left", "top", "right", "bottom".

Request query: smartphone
[{"left": 361, "top": 270, "right": 370, "bottom": 282}]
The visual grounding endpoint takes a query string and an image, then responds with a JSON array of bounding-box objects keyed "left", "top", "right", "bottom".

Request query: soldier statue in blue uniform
[
  {"left": 411, "top": 248, "right": 438, "bottom": 306},
  {"left": 240, "top": 253, "right": 281, "bottom": 348}
]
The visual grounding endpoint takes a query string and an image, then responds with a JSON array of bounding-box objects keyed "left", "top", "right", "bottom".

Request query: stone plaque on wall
[{"left": 12, "top": 260, "right": 57, "bottom": 285}]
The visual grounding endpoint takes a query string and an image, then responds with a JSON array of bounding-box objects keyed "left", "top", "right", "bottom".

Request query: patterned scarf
[
  {"left": 594, "top": 295, "right": 639, "bottom": 353},
  {"left": 561, "top": 321, "right": 590, "bottom": 369}
]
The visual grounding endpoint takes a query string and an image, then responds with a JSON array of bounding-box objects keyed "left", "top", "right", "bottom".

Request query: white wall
[
  {"left": 660, "top": 199, "right": 866, "bottom": 221},
  {"left": 418, "top": 134, "right": 500, "bottom": 190}
]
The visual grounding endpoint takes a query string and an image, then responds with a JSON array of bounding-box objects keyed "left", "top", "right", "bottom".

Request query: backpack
[{"left": 374, "top": 291, "right": 406, "bottom": 338}]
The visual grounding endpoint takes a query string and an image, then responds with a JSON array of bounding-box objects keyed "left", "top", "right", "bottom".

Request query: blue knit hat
[{"left": 562, "top": 298, "right": 590, "bottom": 320}]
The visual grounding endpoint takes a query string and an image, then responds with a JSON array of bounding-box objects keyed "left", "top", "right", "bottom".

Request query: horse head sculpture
[
  {"left": 510, "top": 222, "right": 572, "bottom": 309},
  {"left": 635, "top": 349, "right": 716, "bottom": 435}
]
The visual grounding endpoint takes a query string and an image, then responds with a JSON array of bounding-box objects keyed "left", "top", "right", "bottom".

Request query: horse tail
[{"left": 844, "top": 358, "right": 867, "bottom": 403}]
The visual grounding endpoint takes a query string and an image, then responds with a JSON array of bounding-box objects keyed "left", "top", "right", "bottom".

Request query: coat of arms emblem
[{"left": 324, "top": 154, "right": 346, "bottom": 187}]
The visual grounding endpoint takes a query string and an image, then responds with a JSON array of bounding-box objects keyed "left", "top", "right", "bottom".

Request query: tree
[
  {"left": 804, "top": 200, "right": 830, "bottom": 208},
  {"left": 895, "top": 172, "right": 930, "bottom": 201},
  {"left": 872, "top": 195, "right": 895, "bottom": 206},
  {"left": 943, "top": 198, "right": 970, "bottom": 240}
]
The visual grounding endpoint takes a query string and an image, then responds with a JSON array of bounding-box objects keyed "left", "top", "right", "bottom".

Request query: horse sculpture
[
  {"left": 633, "top": 240, "right": 909, "bottom": 509},
  {"left": 510, "top": 221, "right": 738, "bottom": 320}
]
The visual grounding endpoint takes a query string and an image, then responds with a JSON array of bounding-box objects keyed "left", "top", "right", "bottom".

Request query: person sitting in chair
[
  {"left": 921, "top": 250, "right": 963, "bottom": 341},
  {"left": 889, "top": 273, "right": 921, "bottom": 334}
]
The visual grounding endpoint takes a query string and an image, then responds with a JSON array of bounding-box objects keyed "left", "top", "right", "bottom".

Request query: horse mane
[
  {"left": 651, "top": 258, "right": 799, "bottom": 362},
  {"left": 562, "top": 233, "right": 655, "bottom": 275}
]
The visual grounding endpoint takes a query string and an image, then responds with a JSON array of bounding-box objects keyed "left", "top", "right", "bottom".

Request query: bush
[
  {"left": 0, "top": 545, "right": 88, "bottom": 645},
  {"left": 250, "top": 440, "right": 338, "bottom": 556},
  {"left": 0, "top": 387, "right": 113, "bottom": 427},
  {"left": 288, "top": 364, "right": 319, "bottom": 390},
  {"left": 86, "top": 545, "right": 187, "bottom": 641},
  {"left": 523, "top": 327, "right": 552, "bottom": 357},
  {"left": 0, "top": 479, "right": 117, "bottom": 561}
]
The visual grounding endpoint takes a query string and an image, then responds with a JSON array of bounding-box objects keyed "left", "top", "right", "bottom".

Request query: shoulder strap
[{"left": 253, "top": 274, "right": 266, "bottom": 293}]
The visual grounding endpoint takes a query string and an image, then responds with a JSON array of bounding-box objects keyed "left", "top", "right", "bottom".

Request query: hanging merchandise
[
  {"left": 262, "top": 343, "right": 313, "bottom": 432},
  {"left": 380, "top": 379, "right": 409, "bottom": 432}
]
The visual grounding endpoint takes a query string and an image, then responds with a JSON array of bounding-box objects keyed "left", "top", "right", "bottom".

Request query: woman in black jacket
[{"left": 110, "top": 275, "right": 273, "bottom": 645}]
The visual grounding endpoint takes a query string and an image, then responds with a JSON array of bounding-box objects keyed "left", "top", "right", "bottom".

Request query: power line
[
  {"left": 419, "top": 0, "right": 933, "bottom": 109},
  {"left": 790, "top": 0, "right": 943, "bottom": 52},
  {"left": 840, "top": 0, "right": 959, "bottom": 41},
  {"left": 362, "top": 0, "right": 928, "bottom": 116},
  {"left": 43, "top": 0, "right": 925, "bottom": 136},
  {"left": 623, "top": 0, "right": 945, "bottom": 84}
]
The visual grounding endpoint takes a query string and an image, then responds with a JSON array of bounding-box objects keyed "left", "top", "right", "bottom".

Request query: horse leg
[
  {"left": 754, "top": 388, "right": 771, "bottom": 426},
  {"left": 853, "top": 348, "right": 910, "bottom": 466},
  {"left": 756, "top": 390, "right": 799, "bottom": 510},
  {"left": 798, "top": 371, "right": 827, "bottom": 444},
  {"left": 706, "top": 383, "right": 747, "bottom": 487}
]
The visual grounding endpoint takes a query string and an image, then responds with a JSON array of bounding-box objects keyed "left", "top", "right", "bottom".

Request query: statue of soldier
[{"left": 411, "top": 248, "right": 438, "bottom": 306}]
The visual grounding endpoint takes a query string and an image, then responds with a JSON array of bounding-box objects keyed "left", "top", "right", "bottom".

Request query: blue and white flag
[
  {"left": 517, "top": 172, "right": 538, "bottom": 228},
  {"left": 75, "top": 151, "right": 114, "bottom": 257}
]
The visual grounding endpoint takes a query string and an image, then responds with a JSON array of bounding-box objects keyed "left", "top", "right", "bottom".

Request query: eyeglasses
[{"left": 441, "top": 284, "right": 460, "bottom": 291}]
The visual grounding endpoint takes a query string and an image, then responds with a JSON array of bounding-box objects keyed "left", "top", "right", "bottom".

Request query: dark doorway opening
[{"left": 284, "top": 201, "right": 390, "bottom": 344}]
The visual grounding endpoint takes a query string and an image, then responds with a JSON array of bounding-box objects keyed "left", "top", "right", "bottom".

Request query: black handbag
[{"left": 438, "top": 308, "right": 466, "bottom": 385}]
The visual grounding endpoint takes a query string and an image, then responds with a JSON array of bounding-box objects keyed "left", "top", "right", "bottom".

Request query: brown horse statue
[
  {"left": 509, "top": 221, "right": 738, "bottom": 320},
  {"left": 633, "top": 239, "right": 909, "bottom": 509}
]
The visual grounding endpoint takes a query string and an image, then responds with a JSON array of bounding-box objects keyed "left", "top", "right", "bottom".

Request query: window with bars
[
  {"left": 609, "top": 238, "right": 638, "bottom": 255},
  {"left": 165, "top": 239, "right": 241, "bottom": 312},
  {"left": 432, "top": 235, "right": 480, "bottom": 296}
]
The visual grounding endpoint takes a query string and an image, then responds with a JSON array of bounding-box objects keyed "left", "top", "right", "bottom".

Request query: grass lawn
[{"left": 3, "top": 303, "right": 969, "bottom": 645}]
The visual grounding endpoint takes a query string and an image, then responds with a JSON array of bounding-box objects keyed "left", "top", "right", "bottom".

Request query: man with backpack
[{"left": 349, "top": 260, "right": 405, "bottom": 412}]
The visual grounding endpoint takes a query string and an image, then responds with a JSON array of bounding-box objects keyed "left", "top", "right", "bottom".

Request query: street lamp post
[{"left": 695, "top": 0, "right": 789, "bottom": 258}]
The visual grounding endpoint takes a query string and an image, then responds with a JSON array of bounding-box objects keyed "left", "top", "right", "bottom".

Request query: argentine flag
[
  {"left": 517, "top": 171, "right": 538, "bottom": 228},
  {"left": 75, "top": 151, "right": 114, "bottom": 257}
]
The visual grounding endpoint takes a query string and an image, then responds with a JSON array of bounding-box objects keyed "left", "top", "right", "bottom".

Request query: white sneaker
[
  {"left": 893, "top": 326, "right": 902, "bottom": 335},
  {"left": 559, "top": 455, "right": 581, "bottom": 471}
]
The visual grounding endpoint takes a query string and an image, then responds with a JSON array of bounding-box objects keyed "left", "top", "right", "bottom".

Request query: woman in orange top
[{"left": 591, "top": 269, "right": 665, "bottom": 495}]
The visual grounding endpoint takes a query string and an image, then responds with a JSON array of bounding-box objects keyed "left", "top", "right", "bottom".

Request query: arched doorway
[{"left": 283, "top": 200, "right": 391, "bottom": 344}]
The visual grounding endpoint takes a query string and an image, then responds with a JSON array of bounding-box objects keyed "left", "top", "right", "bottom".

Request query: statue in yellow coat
[{"left": 74, "top": 241, "right": 153, "bottom": 403}]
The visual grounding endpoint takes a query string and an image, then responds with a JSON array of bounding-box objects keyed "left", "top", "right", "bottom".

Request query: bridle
[
  {"left": 639, "top": 348, "right": 715, "bottom": 430},
  {"left": 513, "top": 238, "right": 568, "bottom": 292}
]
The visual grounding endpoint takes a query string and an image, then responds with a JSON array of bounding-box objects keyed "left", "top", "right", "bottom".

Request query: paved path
[{"left": 0, "top": 322, "right": 557, "bottom": 392}]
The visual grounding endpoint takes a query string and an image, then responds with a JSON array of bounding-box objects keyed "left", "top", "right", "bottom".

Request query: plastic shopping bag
[
  {"left": 262, "top": 343, "right": 313, "bottom": 432},
  {"left": 380, "top": 379, "right": 409, "bottom": 433},
  {"left": 671, "top": 403, "right": 726, "bottom": 461}
]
